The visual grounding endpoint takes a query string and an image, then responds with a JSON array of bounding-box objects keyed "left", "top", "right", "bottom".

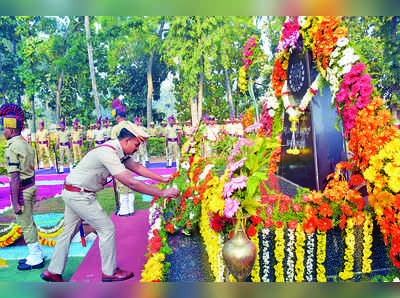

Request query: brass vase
[{"left": 222, "top": 217, "right": 257, "bottom": 281}]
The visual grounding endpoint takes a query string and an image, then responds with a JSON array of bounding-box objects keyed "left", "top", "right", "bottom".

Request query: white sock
[
  {"left": 118, "top": 194, "right": 130, "bottom": 215},
  {"left": 128, "top": 193, "right": 135, "bottom": 214},
  {"left": 60, "top": 166, "right": 64, "bottom": 173},
  {"left": 40, "top": 161, "right": 43, "bottom": 168},
  {"left": 25, "top": 241, "right": 43, "bottom": 265}
]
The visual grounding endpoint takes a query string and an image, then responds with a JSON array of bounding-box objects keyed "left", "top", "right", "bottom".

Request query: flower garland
[
  {"left": 316, "top": 231, "right": 327, "bottom": 282},
  {"left": 0, "top": 224, "right": 22, "bottom": 248},
  {"left": 286, "top": 226, "right": 296, "bottom": 282},
  {"left": 239, "top": 36, "right": 259, "bottom": 93},
  {"left": 339, "top": 218, "right": 355, "bottom": 280},
  {"left": 294, "top": 224, "right": 305, "bottom": 282},
  {"left": 250, "top": 232, "right": 261, "bottom": 282},
  {"left": 362, "top": 212, "right": 373, "bottom": 274},
  {"left": 274, "top": 226, "right": 285, "bottom": 282},
  {"left": 305, "top": 233, "right": 315, "bottom": 282},
  {"left": 260, "top": 228, "right": 272, "bottom": 282}
]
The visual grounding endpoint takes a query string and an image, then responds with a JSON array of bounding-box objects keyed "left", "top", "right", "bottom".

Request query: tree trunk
[
  {"left": 55, "top": 71, "right": 63, "bottom": 124},
  {"left": 197, "top": 54, "right": 204, "bottom": 123},
  {"left": 84, "top": 16, "right": 101, "bottom": 118},
  {"left": 191, "top": 97, "right": 198, "bottom": 125},
  {"left": 146, "top": 53, "right": 154, "bottom": 127},
  {"left": 223, "top": 67, "right": 235, "bottom": 118}
]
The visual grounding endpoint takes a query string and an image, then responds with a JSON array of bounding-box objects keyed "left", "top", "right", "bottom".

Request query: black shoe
[
  {"left": 18, "top": 258, "right": 27, "bottom": 265},
  {"left": 17, "top": 259, "right": 45, "bottom": 271}
]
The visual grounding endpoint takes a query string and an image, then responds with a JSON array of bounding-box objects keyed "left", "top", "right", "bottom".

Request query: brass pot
[{"left": 222, "top": 217, "right": 257, "bottom": 281}]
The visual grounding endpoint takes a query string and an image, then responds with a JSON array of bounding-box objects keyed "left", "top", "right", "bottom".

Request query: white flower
[
  {"left": 298, "top": 16, "right": 307, "bottom": 27},
  {"left": 330, "top": 47, "right": 341, "bottom": 59},
  {"left": 337, "top": 37, "right": 349, "bottom": 47},
  {"left": 342, "top": 47, "right": 355, "bottom": 58},
  {"left": 268, "top": 109, "right": 276, "bottom": 117},
  {"left": 181, "top": 161, "right": 190, "bottom": 170},
  {"left": 199, "top": 164, "right": 214, "bottom": 181},
  {"left": 339, "top": 64, "right": 352, "bottom": 77}
]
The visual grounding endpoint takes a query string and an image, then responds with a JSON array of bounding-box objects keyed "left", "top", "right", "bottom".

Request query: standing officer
[
  {"left": 0, "top": 103, "right": 44, "bottom": 271},
  {"left": 111, "top": 99, "right": 134, "bottom": 216},
  {"left": 21, "top": 122, "right": 32, "bottom": 145},
  {"left": 91, "top": 117, "right": 106, "bottom": 148},
  {"left": 183, "top": 120, "right": 192, "bottom": 138},
  {"left": 36, "top": 120, "right": 54, "bottom": 169},
  {"left": 104, "top": 117, "right": 112, "bottom": 141},
  {"left": 136, "top": 118, "right": 148, "bottom": 166},
  {"left": 40, "top": 121, "right": 179, "bottom": 282},
  {"left": 71, "top": 119, "right": 83, "bottom": 166},
  {"left": 165, "top": 115, "right": 180, "bottom": 168},
  {"left": 55, "top": 120, "right": 72, "bottom": 173}
]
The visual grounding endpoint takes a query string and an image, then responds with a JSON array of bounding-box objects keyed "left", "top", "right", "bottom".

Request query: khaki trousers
[
  {"left": 48, "top": 190, "right": 116, "bottom": 275},
  {"left": 15, "top": 185, "right": 39, "bottom": 244},
  {"left": 72, "top": 143, "right": 82, "bottom": 162},
  {"left": 167, "top": 141, "right": 180, "bottom": 160},
  {"left": 59, "top": 145, "right": 71, "bottom": 167},
  {"left": 38, "top": 144, "right": 52, "bottom": 166}
]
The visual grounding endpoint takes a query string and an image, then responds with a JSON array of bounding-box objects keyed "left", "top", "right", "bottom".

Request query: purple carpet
[
  {"left": 70, "top": 210, "right": 149, "bottom": 282},
  {"left": 0, "top": 164, "right": 176, "bottom": 212}
]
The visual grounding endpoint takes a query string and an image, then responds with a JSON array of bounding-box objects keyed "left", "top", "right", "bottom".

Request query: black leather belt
[
  {"left": 167, "top": 138, "right": 178, "bottom": 141},
  {"left": 39, "top": 141, "right": 48, "bottom": 145},
  {"left": 21, "top": 176, "right": 35, "bottom": 187},
  {"left": 60, "top": 142, "right": 69, "bottom": 146},
  {"left": 95, "top": 140, "right": 105, "bottom": 144}
]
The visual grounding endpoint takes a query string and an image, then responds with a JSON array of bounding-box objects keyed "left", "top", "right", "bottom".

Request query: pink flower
[
  {"left": 224, "top": 198, "right": 240, "bottom": 218},
  {"left": 336, "top": 89, "right": 348, "bottom": 103},
  {"left": 228, "top": 157, "right": 247, "bottom": 177},
  {"left": 223, "top": 175, "right": 248, "bottom": 198},
  {"left": 351, "top": 63, "right": 366, "bottom": 76},
  {"left": 247, "top": 59, "right": 253, "bottom": 65},
  {"left": 244, "top": 64, "right": 249, "bottom": 71}
]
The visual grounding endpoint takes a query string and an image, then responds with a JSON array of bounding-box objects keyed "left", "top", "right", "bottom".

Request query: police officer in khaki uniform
[
  {"left": 183, "top": 120, "right": 192, "bottom": 138},
  {"left": 86, "top": 124, "right": 94, "bottom": 142},
  {"left": 0, "top": 103, "right": 44, "bottom": 271},
  {"left": 71, "top": 119, "right": 83, "bottom": 165},
  {"left": 55, "top": 120, "right": 72, "bottom": 173},
  {"left": 165, "top": 115, "right": 180, "bottom": 168},
  {"left": 40, "top": 121, "right": 179, "bottom": 282},
  {"left": 104, "top": 117, "right": 112, "bottom": 141},
  {"left": 110, "top": 100, "right": 134, "bottom": 216},
  {"left": 36, "top": 120, "right": 54, "bottom": 169},
  {"left": 91, "top": 117, "right": 106, "bottom": 148},
  {"left": 136, "top": 118, "right": 148, "bottom": 166}
]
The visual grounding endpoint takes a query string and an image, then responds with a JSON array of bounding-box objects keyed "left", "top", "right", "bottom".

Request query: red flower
[
  {"left": 268, "top": 195, "right": 279, "bottom": 204},
  {"left": 165, "top": 223, "right": 175, "bottom": 234},
  {"left": 275, "top": 221, "right": 284, "bottom": 228},
  {"left": 318, "top": 203, "right": 333, "bottom": 217},
  {"left": 341, "top": 203, "right": 353, "bottom": 217},
  {"left": 303, "top": 216, "right": 317, "bottom": 234},
  {"left": 279, "top": 203, "right": 289, "bottom": 213},
  {"left": 353, "top": 211, "right": 365, "bottom": 226},
  {"left": 288, "top": 220, "right": 298, "bottom": 230},
  {"left": 251, "top": 216, "right": 262, "bottom": 226},
  {"left": 304, "top": 205, "right": 318, "bottom": 218},
  {"left": 349, "top": 174, "right": 364, "bottom": 187},
  {"left": 264, "top": 218, "right": 274, "bottom": 228},
  {"left": 292, "top": 203, "right": 302, "bottom": 212},
  {"left": 317, "top": 218, "right": 332, "bottom": 232},
  {"left": 210, "top": 214, "right": 224, "bottom": 232},
  {"left": 281, "top": 195, "right": 292, "bottom": 205},
  {"left": 339, "top": 214, "right": 347, "bottom": 229},
  {"left": 247, "top": 224, "right": 257, "bottom": 237}
]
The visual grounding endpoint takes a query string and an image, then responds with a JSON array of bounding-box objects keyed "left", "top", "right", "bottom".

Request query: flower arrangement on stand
[{"left": 239, "top": 36, "right": 259, "bottom": 94}]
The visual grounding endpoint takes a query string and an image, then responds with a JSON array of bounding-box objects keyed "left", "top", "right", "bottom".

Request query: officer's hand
[
  {"left": 163, "top": 188, "right": 180, "bottom": 198},
  {"left": 160, "top": 177, "right": 170, "bottom": 184},
  {"left": 14, "top": 205, "right": 23, "bottom": 215}
]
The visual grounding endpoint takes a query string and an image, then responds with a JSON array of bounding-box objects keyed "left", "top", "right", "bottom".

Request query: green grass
[{"left": 0, "top": 256, "right": 84, "bottom": 282}]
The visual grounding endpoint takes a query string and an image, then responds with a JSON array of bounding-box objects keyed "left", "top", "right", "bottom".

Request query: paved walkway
[{"left": 70, "top": 210, "right": 149, "bottom": 282}]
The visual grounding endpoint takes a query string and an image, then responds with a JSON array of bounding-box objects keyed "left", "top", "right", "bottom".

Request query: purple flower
[
  {"left": 223, "top": 175, "right": 248, "bottom": 198},
  {"left": 224, "top": 198, "right": 241, "bottom": 218},
  {"left": 244, "top": 122, "right": 263, "bottom": 133},
  {"left": 228, "top": 158, "right": 247, "bottom": 177}
]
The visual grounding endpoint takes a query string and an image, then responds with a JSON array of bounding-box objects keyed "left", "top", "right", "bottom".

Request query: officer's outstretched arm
[
  {"left": 123, "top": 158, "right": 169, "bottom": 184},
  {"left": 115, "top": 170, "right": 179, "bottom": 198}
]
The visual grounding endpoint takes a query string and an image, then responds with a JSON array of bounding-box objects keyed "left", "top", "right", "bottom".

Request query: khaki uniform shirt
[
  {"left": 57, "top": 130, "right": 70, "bottom": 144},
  {"left": 183, "top": 125, "right": 192, "bottom": 137},
  {"left": 86, "top": 129, "right": 94, "bottom": 140},
  {"left": 71, "top": 129, "right": 82, "bottom": 142},
  {"left": 148, "top": 127, "right": 158, "bottom": 137},
  {"left": 165, "top": 126, "right": 178, "bottom": 139},
  {"left": 36, "top": 129, "right": 49, "bottom": 142},
  {"left": 65, "top": 139, "right": 127, "bottom": 192},
  {"left": 21, "top": 128, "right": 31, "bottom": 141},
  {"left": 93, "top": 128, "right": 106, "bottom": 142},
  {"left": 5, "top": 135, "right": 35, "bottom": 179}
]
